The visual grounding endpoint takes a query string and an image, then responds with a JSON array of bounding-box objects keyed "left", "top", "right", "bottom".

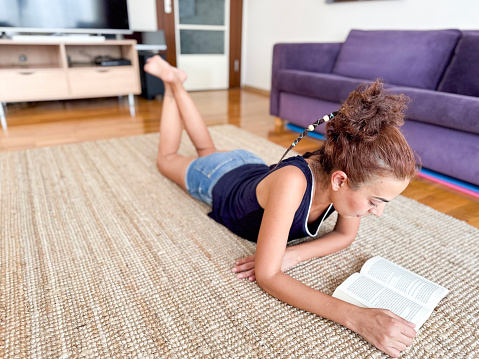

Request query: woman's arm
[
  {"left": 249, "top": 168, "right": 416, "bottom": 358},
  {"left": 234, "top": 216, "right": 360, "bottom": 278},
  {"left": 258, "top": 271, "right": 416, "bottom": 358}
]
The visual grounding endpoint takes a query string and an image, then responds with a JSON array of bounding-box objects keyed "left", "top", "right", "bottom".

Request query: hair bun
[
  {"left": 303, "top": 79, "right": 418, "bottom": 188},
  {"left": 328, "top": 79, "right": 410, "bottom": 142}
]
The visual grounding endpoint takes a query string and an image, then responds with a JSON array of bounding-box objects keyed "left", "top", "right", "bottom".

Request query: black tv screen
[{"left": 0, "top": 0, "right": 130, "bottom": 34}]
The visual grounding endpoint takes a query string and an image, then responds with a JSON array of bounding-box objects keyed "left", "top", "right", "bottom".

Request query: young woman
[{"left": 144, "top": 55, "right": 418, "bottom": 358}]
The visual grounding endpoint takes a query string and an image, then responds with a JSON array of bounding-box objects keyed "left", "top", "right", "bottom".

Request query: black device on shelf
[
  {"left": 94, "top": 56, "right": 131, "bottom": 66},
  {"left": 138, "top": 51, "right": 165, "bottom": 99}
]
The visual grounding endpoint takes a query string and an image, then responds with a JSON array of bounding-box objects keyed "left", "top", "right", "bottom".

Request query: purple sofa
[{"left": 270, "top": 29, "right": 479, "bottom": 186}]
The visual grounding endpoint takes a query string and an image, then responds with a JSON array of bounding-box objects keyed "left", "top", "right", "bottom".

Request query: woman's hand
[
  {"left": 350, "top": 307, "right": 417, "bottom": 358},
  {"left": 232, "top": 255, "right": 257, "bottom": 281},
  {"left": 232, "top": 247, "right": 300, "bottom": 281}
]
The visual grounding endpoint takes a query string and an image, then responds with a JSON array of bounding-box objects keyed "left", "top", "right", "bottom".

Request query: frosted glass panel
[
  {"left": 178, "top": 0, "right": 224, "bottom": 26},
  {"left": 180, "top": 30, "right": 224, "bottom": 54}
]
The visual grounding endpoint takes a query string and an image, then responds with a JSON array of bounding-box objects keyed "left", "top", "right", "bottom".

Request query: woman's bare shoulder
[{"left": 256, "top": 165, "right": 307, "bottom": 208}]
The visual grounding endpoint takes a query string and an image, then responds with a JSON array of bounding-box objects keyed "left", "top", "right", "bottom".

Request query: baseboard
[
  {"left": 416, "top": 169, "right": 479, "bottom": 200},
  {"left": 286, "top": 123, "right": 326, "bottom": 140},
  {"left": 242, "top": 85, "right": 270, "bottom": 97}
]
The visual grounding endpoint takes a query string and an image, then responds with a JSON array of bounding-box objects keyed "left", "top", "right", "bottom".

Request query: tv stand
[
  {"left": 11, "top": 34, "right": 107, "bottom": 43},
  {"left": 0, "top": 39, "right": 141, "bottom": 131}
]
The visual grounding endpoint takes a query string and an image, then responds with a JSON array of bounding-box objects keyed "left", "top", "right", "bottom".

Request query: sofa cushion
[
  {"left": 270, "top": 42, "right": 342, "bottom": 116},
  {"left": 276, "top": 71, "right": 372, "bottom": 104},
  {"left": 272, "top": 43, "right": 342, "bottom": 74},
  {"left": 387, "top": 86, "right": 479, "bottom": 135},
  {"left": 332, "top": 30, "right": 461, "bottom": 90},
  {"left": 438, "top": 31, "right": 479, "bottom": 97}
]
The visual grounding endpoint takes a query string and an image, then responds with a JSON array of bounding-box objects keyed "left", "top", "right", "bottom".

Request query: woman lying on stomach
[{"left": 144, "top": 55, "right": 418, "bottom": 358}]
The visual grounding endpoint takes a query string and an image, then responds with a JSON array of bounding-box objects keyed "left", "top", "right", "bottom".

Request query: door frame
[
  {"left": 229, "top": 0, "right": 242, "bottom": 88},
  {"left": 156, "top": 0, "right": 177, "bottom": 67}
]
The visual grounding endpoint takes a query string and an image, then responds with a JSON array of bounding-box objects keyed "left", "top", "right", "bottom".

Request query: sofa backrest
[
  {"left": 332, "top": 29, "right": 461, "bottom": 90},
  {"left": 438, "top": 31, "right": 479, "bottom": 97}
]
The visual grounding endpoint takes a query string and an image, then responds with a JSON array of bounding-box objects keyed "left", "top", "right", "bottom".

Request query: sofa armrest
[{"left": 271, "top": 43, "right": 342, "bottom": 116}]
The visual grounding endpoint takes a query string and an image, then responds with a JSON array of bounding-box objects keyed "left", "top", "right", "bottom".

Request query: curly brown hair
[{"left": 303, "top": 79, "right": 419, "bottom": 189}]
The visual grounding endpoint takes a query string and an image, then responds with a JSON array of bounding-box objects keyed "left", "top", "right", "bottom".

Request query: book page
[
  {"left": 332, "top": 288, "right": 368, "bottom": 308},
  {"left": 333, "top": 273, "right": 432, "bottom": 329},
  {"left": 360, "top": 256, "right": 449, "bottom": 309}
]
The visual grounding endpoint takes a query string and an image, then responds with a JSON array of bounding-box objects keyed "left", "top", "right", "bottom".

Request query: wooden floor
[{"left": 1, "top": 89, "right": 478, "bottom": 228}]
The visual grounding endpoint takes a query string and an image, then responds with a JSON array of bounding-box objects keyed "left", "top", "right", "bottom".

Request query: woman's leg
[
  {"left": 166, "top": 72, "right": 217, "bottom": 158},
  {"left": 144, "top": 56, "right": 217, "bottom": 190}
]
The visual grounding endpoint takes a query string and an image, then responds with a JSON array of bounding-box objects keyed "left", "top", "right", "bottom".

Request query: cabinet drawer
[
  {"left": 0, "top": 70, "right": 68, "bottom": 102},
  {"left": 68, "top": 67, "right": 140, "bottom": 96}
]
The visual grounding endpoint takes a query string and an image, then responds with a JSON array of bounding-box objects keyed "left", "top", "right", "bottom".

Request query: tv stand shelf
[{"left": 0, "top": 39, "right": 141, "bottom": 131}]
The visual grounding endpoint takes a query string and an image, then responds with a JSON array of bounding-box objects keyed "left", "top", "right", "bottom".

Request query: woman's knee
[
  {"left": 156, "top": 158, "right": 164, "bottom": 173},
  {"left": 156, "top": 154, "right": 172, "bottom": 175}
]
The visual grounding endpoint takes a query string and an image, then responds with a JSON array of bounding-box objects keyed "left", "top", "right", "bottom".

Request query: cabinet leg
[
  {"left": 0, "top": 102, "right": 7, "bottom": 132},
  {"left": 128, "top": 94, "right": 136, "bottom": 117}
]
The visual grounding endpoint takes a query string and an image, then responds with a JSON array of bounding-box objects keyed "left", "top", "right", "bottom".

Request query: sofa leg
[{"left": 275, "top": 117, "right": 285, "bottom": 132}]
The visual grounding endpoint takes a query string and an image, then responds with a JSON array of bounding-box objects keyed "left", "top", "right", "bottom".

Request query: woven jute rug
[{"left": 1, "top": 124, "right": 478, "bottom": 358}]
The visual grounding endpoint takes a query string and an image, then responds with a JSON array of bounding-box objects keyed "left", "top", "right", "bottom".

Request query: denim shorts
[{"left": 185, "top": 149, "right": 266, "bottom": 206}]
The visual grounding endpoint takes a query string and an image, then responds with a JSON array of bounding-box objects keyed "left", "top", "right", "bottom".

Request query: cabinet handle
[
  {"left": 18, "top": 71, "right": 35, "bottom": 75},
  {"left": 97, "top": 69, "right": 110, "bottom": 73}
]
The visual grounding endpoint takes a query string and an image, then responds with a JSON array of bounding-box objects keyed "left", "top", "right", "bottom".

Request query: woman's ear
[{"left": 331, "top": 171, "right": 348, "bottom": 191}]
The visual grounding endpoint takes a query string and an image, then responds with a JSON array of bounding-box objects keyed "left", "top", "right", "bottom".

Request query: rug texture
[{"left": 1, "top": 124, "right": 478, "bottom": 359}]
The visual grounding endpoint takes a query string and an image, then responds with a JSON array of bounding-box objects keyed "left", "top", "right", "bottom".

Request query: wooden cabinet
[{"left": 0, "top": 39, "right": 141, "bottom": 130}]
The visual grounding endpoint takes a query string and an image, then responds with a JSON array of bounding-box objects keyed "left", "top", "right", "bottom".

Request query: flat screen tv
[{"left": 0, "top": 0, "right": 132, "bottom": 35}]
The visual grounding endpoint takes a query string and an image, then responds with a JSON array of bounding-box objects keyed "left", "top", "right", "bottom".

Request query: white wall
[
  {"left": 241, "top": 0, "right": 479, "bottom": 91},
  {"left": 127, "top": 0, "right": 158, "bottom": 32}
]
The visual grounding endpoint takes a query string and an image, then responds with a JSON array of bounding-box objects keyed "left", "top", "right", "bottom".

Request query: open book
[{"left": 332, "top": 256, "right": 449, "bottom": 330}]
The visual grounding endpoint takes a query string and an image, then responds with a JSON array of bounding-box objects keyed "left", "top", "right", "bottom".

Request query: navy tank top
[{"left": 208, "top": 156, "right": 336, "bottom": 242}]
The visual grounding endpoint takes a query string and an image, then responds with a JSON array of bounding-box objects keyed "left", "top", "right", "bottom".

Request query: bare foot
[
  {"left": 144, "top": 55, "right": 188, "bottom": 84},
  {"left": 172, "top": 68, "right": 188, "bottom": 83},
  {"left": 144, "top": 55, "right": 174, "bottom": 82}
]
